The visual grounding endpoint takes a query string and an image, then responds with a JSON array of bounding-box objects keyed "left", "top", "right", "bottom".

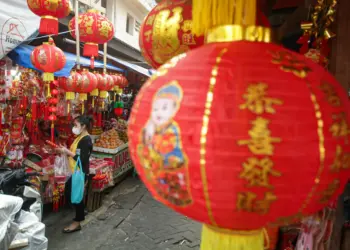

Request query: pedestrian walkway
[{"left": 45, "top": 177, "right": 201, "bottom": 250}]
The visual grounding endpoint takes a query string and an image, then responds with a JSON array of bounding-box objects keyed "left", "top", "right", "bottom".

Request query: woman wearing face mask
[{"left": 57, "top": 115, "right": 93, "bottom": 233}]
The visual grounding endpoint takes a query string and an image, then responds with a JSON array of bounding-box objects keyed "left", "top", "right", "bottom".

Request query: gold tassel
[
  {"left": 192, "top": 0, "right": 257, "bottom": 36},
  {"left": 200, "top": 225, "right": 268, "bottom": 250}
]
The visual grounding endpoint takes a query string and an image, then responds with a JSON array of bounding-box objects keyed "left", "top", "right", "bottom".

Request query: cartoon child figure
[{"left": 138, "top": 81, "right": 192, "bottom": 206}]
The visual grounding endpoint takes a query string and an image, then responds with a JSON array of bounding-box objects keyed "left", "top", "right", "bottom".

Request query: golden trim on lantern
[
  {"left": 298, "top": 80, "right": 326, "bottom": 213},
  {"left": 206, "top": 25, "right": 271, "bottom": 44},
  {"left": 41, "top": 15, "right": 58, "bottom": 21},
  {"left": 200, "top": 48, "right": 228, "bottom": 227}
]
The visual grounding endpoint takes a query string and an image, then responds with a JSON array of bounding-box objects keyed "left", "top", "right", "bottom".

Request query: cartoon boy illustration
[{"left": 137, "top": 81, "right": 192, "bottom": 206}]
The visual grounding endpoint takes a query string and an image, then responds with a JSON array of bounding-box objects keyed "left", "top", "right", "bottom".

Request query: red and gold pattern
[
  {"left": 69, "top": 9, "right": 114, "bottom": 68},
  {"left": 58, "top": 71, "right": 81, "bottom": 113},
  {"left": 139, "top": 0, "right": 204, "bottom": 69},
  {"left": 27, "top": 0, "right": 71, "bottom": 35},
  {"left": 31, "top": 38, "right": 66, "bottom": 82},
  {"left": 98, "top": 73, "right": 113, "bottom": 99},
  {"left": 128, "top": 38, "right": 350, "bottom": 249}
]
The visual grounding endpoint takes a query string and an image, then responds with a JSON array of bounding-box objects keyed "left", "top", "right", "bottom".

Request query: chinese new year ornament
[
  {"left": 69, "top": 9, "right": 114, "bottom": 68},
  {"left": 31, "top": 38, "right": 66, "bottom": 82},
  {"left": 128, "top": 1, "right": 350, "bottom": 250},
  {"left": 27, "top": 0, "right": 71, "bottom": 35}
]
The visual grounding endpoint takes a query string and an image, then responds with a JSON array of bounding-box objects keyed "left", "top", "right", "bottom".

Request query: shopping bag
[{"left": 71, "top": 157, "right": 84, "bottom": 204}]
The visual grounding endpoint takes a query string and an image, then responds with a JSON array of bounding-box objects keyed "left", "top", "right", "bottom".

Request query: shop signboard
[
  {"left": 113, "top": 147, "right": 134, "bottom": 179},
  {"left": 0, "top": 0, "right": 40, "bottom": 59}
]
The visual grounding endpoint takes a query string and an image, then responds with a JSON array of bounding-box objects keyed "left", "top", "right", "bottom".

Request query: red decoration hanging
[
  {"left": 128, "top": 40, "right": 350, "bottom": 249},
  {"left": 31, "top": 38, "right": 66, "bottom": 82},
  {"left": 68, "top": 10, "right": 114, "bottom": 68},
  {"left": 27, "top": 0, "right": 71, "bottom": 35}
]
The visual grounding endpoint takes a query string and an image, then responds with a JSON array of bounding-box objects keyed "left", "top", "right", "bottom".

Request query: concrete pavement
[{"left": 44, "top": 176, "right": 201, "bottom": 250}]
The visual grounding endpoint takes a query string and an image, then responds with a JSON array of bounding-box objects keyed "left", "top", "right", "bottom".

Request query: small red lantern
[
  {"left": 128, "top": 34, "right": 350, "bottom": 249},
  {"left": 77, "top": 70, "right": 98, "bottom": 101},
  {"left": 27, "top": 0, "right": 71, "bottom": 35},
  {"left": 98, "top": 74, "right": 113, "bottom": 99},
  {"left": 119, "top": 75, "right": 128, "bottom": 89},
  {"left": 68, "top": 10, "right": 114, "bottom": 68},
  {"left": 31, "top": 38, "right": 66, "bottom": 82},
  {"left": 49, "top": 114, "right": 57, "bottom": 121}
]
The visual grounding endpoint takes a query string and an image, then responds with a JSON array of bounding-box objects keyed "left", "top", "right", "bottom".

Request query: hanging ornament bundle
[
  {"left": 128, "top": 0, "right": 350, "bottom": 250},
  {"left": 297, "top": 0, "right": 338, "bottom": 67}
]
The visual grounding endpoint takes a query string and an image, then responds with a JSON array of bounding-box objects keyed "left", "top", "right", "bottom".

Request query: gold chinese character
[
  {"left": 238, "top": 117, "right": 281, "bottom": 155},
  {"left": 236, "top": 191, "right": 277, "bottom": 214},
  {"left": 240, "top": 157, "right": 281, "bottom": 188},
  {"left": 320, "top": 179, "right": 340, "bottom": 204},
  {"left": 182, "top": 33, "right": 196, "bottom": 45},
  {"left": 182, "top": 20, "right": 192, "bottom": 32},
  {"left": 146, "top": 14, "right": 155, "bottom": 26},
  {"left": 144, "top": 30, "right": 152, "bottom": 43},
  {"left": 330, "top": 112, "right": 349, "bottom": 143},
  {"left": 152, "top": 7, "right": 183, "bottom": 63},
  {"left": 320, "top": 82, "right": 341, "bottom": 107},
  {"left": 270, "top": 50, "right": 311, "bottom": 78},
  {"left": 255, "top": 192, "right": 277, "bottom": 214},
  {"left": 99, "top": 20, "right": 112, "bottom": 38},
  {"left": 236, "top": 192, "right": 257, "bottom": 212},
  {"left": 240, "top": 83, "right": 283, "bottom": 114},
  {"left": 330, "top": 145, "right": 350, "bottom": 172}
]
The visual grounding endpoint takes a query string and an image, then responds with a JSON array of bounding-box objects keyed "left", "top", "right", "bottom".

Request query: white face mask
[{"left": 72, "top": 127, "right": 81, "bottom": 135}]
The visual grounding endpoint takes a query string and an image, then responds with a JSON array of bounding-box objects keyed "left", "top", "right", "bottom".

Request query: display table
[{"left": 86, "top": 143, "right": 133, "bottom": 212}]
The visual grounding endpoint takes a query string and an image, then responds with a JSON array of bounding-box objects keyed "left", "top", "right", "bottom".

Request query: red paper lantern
[
  {"left": 68, "top": 10, "right": 114, "bottom": 68},
  {"left": 139, "top": 0, "right": 270, "bottom": 69},
  {"left": 49, "top": 114, "right": 57, "bottom": 121},
  {"left": 119, "top": 75, "right": 129, "bottom": 89},
  {"left": 27, "top": 0, "right": 71, "bottom": 35},
  {"left": 114, "top": 108, "right": 123, "bottom": 116},
  {"left": 76, "top": 70, "right": 98, "bottom": 101},
  {"left": 111, "top": 74, "right": 121, "bottom": 89},
  {"left": 48, "top": 98, "right": 58, "bottom": 105},
  {"left": 128, "top": 40, "right": 350, "bottom": 248},
  {"left": 31, "top": 38, "right": 66, "bottom": 82},
  {"left": 98, "top": 74, "right": 113, "bottom": 98}
]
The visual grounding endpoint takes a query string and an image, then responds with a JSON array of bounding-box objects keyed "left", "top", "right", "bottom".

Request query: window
[
  {"left": 126, "top": 14, "right": 135, "bottom": 35},
  {"left": 135, "top": 20, "right": 141, "bottom": 32},
  {"left": 101, "top": 0, "right": 107, "bottom": 8}
]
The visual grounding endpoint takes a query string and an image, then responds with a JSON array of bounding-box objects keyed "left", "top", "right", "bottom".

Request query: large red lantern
[
  {"left": 139, "top": 0, "right": 270, "bottom": 69},
  {"left": 31, "top": 38, "right": 66, "bottom": 82},
  {"left": 69, "top": 10, "right": 114, "bottom": 68},
  {"left": 27, "top": 0, "right": 71, "bottom": 35},
  {"left": 128, "top": 26, "right": 350, "bottom": 249}
]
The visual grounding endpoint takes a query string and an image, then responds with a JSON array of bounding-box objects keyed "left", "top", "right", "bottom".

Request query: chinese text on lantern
[
  {"left": 237, "top": 83, "right": 282, "bottom": 214},
  {"left": 319, "top": 81, "right": 349, "bottom": 203}
]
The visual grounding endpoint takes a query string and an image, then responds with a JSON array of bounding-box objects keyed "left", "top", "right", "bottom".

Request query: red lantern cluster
[
  {"left": 69, "top": 9, "right": 114, "bottom": 68},
  {"left": 48, "top": 81, "right": 59, "bottom": 142},
  {"left": 31, "top": 38, "right": 66, "bottom": 82},
  {"left": 128, "top": 40, "right": 350, "bottom": 248},
  {"left": 77, "top": 70, "right": 98, "bottom": 114},
  {"left": 27, "top": 0, "right": 71, "bottom": 35}
]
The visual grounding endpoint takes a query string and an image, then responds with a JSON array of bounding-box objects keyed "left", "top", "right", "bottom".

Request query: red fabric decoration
[
  {"left": 27, "top": 0, "right": 71, "bottom": 35},
  {"left": 68, "top": 10, "right": 114, "bottom": 68},
  {"left": 128, "top": 41, "right": 350, "bottom": 246},
  {"left": 30, "top": 38, "right": 66, "bottom": 82}
]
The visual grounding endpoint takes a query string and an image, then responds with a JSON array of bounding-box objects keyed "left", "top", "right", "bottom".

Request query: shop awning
[
  {"left": 8, "top": 45, "right": 124, "bottom": 77},
  {"left": 98, "top": 51, "right": 154, "bottom": 77}
]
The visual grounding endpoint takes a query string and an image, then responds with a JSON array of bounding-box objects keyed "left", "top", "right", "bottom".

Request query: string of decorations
[{"left": 298, "top": 0, "right": 338, "bottom": 67}]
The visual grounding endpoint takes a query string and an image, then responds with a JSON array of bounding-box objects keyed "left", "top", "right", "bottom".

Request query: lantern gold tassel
[
  {"left": 192, "top": 0, "right": 256, "bottom": 36},
  {"left": 200, "top": 225, "right": 268, "bottom": 250}
]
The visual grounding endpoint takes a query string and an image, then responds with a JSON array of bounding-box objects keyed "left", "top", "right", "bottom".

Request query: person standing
[{"left": 57, "top": 115, "right": 93, "bottom": 233}]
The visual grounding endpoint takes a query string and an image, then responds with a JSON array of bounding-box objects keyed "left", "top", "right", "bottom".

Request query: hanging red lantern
[
  {"left": 98, "top": 73, "right": 113, "bottom": 99},
  {"left": 77, "top": 70, "right": 98, "bottom": 101},
  {"left": 58, "top": 71, "right": 82, "bottom": 114},
  {"left": 27, "top": 0, "right": 71, "bottom": 35},
  {"left": 119, "top": 75, "right": 129, "bottom": 89},
  {"left": 90, "top": 72, "right": 104, "bottom": 106},
  {"left": 48, "top": 114, "right": 57, "bottom": 121},
  {"left": 31, "top": 38, "right": 66, "bottom": 82},
  {"left": 139, "top": 0, "right": 270, "bottom": 69},
  {"left": 68, "top": 10, "right": 114, "bottom": 68},
  {"left": 128, "top": 27, "right": 350, "bottom": 249}
]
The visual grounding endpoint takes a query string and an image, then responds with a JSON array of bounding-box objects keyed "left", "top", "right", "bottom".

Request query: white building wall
[{"left": 107, "top": 0, "right": 153, "bottom": 51}]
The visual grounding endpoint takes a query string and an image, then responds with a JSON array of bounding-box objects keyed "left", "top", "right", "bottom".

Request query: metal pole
[{"left": 75, "top": 0, "right": 80, "bottom": 70}]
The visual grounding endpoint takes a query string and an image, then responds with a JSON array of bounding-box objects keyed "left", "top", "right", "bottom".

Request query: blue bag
[{"left": 71, "top": 156, "right": 85, "bottom": 204}]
